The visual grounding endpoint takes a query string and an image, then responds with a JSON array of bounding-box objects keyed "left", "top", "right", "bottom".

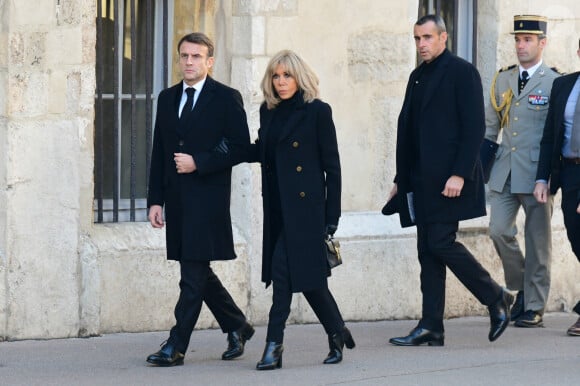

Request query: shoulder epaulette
[
  {"left": 499, "top": 64, "right": 517, "bottom": 73},
  {"left": 550, "top": 67, "right": 564, "bottom": 75}
]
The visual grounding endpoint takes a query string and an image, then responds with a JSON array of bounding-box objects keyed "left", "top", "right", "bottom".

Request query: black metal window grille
[
  {"left": 94, "top": 0, "right": 169, "bottom": 222},
  {"left": 418, "top": 0, "right": 477, "bottom": 64}
]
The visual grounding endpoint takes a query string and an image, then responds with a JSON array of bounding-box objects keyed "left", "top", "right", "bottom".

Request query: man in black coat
[
  {"left": 534, "top": 38, "right": 580, "bottom": 336},
  {"left": 387, "top": 15, "right": 513, "bottom": 346},
  {"left": 146, "top": 32, "right": 253, "bottom": 366}
]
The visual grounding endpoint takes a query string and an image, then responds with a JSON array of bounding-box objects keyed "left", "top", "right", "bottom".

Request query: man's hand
[
  {"left": 174, "top": 152, "right": 196, "bottom": 174},
  {"left": 148, "top": 205, "right": 164, "bottom": 228},
  {"left": 533, "top": 182, "right": 549, "bottom": 204},
  {"left": 442, "top": 175, "right": 464, "bottom": 198},
  {"left": 577, "top": 202, "right": 580, "bottom": 214}
]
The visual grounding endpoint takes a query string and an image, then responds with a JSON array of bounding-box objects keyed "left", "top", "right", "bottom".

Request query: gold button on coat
[
  {"left": 296, "top": 166, "right": 302, "bottom": 172},
  {"left": 292, "top": 141, "right": 299, "bottom": 148},
  {"left": 299, "top": 192, "right": 306, "bottom": 198}
]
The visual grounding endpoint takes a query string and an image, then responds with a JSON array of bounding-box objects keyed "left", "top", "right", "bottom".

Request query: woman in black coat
[{"left": 246, "top": 50, "right": 355, "bottom": 369}]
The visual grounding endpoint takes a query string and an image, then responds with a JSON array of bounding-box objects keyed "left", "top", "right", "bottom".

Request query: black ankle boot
[
  {"left": 343, "top": 326, "right": 356, "bottom": 349},
  {"left": 323, "top": 326, "right": 355, "bottom": 364},
  {"left": 256, "top": 342, "right": 283, "bottom": 370},
  {"left": 323, "top": 333, "right": 344, "bottom": 364}
]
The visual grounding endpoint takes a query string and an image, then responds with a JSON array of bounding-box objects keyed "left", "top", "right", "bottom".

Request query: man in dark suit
[
  {"left": 146, "top": 32, "right": 254, "bottom": 366},
  {"left": 387, "top": 15, "right": 513, "bottom": 347},
  {"left": 534, "top": 38, "right": 580, "bottom": 337}
]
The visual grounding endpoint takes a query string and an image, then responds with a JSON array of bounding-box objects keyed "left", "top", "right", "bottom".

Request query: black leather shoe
[
  {"left": 514, "top": 310, "right": 544, "bottom": 328},
  {"left": 323, "top": 326, "right": 356, "bottom": 364},
  {"left": 222, "top": 322, "right": 255, "bottom": 360},
  {"left": 488, "top": 289, "right": 514, "bottom": 342},
  {"left": 146, "top": 341, "right": 184, "bottom": 367},
  {"left": 510, "top": 291, "right": 524, "bottom": 321},
  {"left": 256, "top": 342, "right": 283, "bottom": 370},
  {"left": 389, "top": 327, "right": 444, "bottom": 346}
]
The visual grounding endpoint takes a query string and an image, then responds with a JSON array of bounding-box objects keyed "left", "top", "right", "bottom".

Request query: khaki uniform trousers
[{"left": 489, "top": 179, "right": 553, "bottom": 313}]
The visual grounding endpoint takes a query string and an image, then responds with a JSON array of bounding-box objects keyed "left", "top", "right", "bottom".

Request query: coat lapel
[
  {"left": 523, "top": 63, "right": 548, "bottom": 98},
  {"left": 276, "top": 103, "right": 306, "bottom": 143},
  {"left": 401, "top": 70, "right": 418, "bottom": 128},
  {"left": 169, "top": 83, "right": 183, "bottom": 136},
  {"left": 173, "top": 83, "right": 183, "bottom": 118},
  {"left": 177, "top": 77, "right": 216, "bottom": 136},
  {"left": 513, "top": 63, "right": 549, "bottom": 101},
  {"left": 259, "top": 95, "right": 307, "bottom": 161},
  {"left": 189, "top": 76, "right": 216, "bottom": 121},
  {"left": 508, "top": 67, "right": 521, "bottom": 101}
]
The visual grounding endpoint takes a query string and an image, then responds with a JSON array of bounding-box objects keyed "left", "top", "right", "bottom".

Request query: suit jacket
[
  {"left": 394, "top": 49, "right": 486, "bottom": 224},
  {"left": 147, "top": 76, "right": 250, "bottom": 261},
  {"left": 247, "top": 95, "right": 341, "bottom": 292},
  {"left": 485, "top": 63, "right": 560, "bottom": 193},
  {"left": 536, "top": 71, "right": 580, "bottom": 194}
]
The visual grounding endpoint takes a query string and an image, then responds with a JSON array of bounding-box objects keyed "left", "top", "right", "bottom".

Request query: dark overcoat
[
  {"left": 395, "top": 49, "right": 486, "bottom": 223},
  {"left": 536, "top": 71, "right": 580, "bottom": 194},
  {"left": 248, "top": 96, "right": 341, "bottom": 292},
  {"left": 147, "top": 77, "right": 250, "bottom": 261}
]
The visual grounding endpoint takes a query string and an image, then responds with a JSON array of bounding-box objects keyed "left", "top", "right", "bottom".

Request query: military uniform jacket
[{"left": 485, "top": 63, "right": 560, "bottom": 194}]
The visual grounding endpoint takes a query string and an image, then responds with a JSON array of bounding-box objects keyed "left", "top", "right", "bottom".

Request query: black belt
[{"left": 563, "top": 157, "right": 580, "bottom": 165}]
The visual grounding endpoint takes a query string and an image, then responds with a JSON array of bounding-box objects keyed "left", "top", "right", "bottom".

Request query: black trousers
[
  {"left": 561, "top": 188, "right": 580, "bottom": 261},
  {"left": 561, "top": 164, "right": 580, "bottom": 316},
  {"left": 169, "top": 261, "right": 247, "bottom": 353},
  {"left": 416, "top": 222, "right": 502, "bottom": 332},
  {"left": 266, "top": 233, "right": 344, "bottom": 343}
]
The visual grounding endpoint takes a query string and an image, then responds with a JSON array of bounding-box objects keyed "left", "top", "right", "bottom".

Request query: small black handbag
[{"left": 325, "top": 235, "right": 342, "bottom": 269}]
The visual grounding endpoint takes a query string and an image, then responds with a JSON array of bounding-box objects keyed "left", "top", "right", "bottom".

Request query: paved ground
[{"left": 1, "top": 312, "right": 579, "bottom": 385}]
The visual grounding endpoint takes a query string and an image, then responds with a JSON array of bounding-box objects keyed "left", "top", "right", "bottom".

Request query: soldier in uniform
[{"left": 485, "top": 15, "right": 561, "bottom": 327}]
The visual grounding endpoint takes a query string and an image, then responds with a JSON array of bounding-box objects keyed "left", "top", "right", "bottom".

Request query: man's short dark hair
[
  {"left": 177, "top": 32, "right": 214, "bottom": 57},
  {"left": 416, "top": 14, "right": 447, "bottom": 34}
]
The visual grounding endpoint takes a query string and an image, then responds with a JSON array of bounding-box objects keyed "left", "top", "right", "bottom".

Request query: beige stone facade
[{"left": 0, "top": 0, "right": 579, "bottom": 340}]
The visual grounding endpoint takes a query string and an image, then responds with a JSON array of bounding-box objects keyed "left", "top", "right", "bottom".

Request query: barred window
[
  {"left": 94, "top": 0, "right": 169, "bottom": 222},
  {"left": 418, "top": 0, "right": 477, "bottom": 64}
]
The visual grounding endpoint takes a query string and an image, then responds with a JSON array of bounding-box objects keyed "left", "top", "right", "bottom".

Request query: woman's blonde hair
[{"left": 261, "top": 50, "right": 320, "bottom": 109}]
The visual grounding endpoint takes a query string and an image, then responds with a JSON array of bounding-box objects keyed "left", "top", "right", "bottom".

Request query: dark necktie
[
  {"left": 180, "top": 87, "right": 195, "bottom": 119},
  {"left": 519, "top": 71, "right": 529, "bottom": 94},
  {"left": 571, "top": 88, "right": 580, "bottom": 153}
]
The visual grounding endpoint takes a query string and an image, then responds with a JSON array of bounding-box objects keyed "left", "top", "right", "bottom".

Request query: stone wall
[
  {"left": 0, "top": 0, "right": 96, "bottom": 340},
  {"left": 0, "top": 0, "right": 579, "bottom": 341}
]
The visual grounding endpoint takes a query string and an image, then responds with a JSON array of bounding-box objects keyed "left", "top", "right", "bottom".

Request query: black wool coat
[
  {"left": 395, "top": 49, "right": 486, "bottom": 223},
  {"left": 247, "top": 96, "right": 341, "bottom": 292},
  {"left": 148, "top": 77, "right": 251, "bottom": 261}
]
